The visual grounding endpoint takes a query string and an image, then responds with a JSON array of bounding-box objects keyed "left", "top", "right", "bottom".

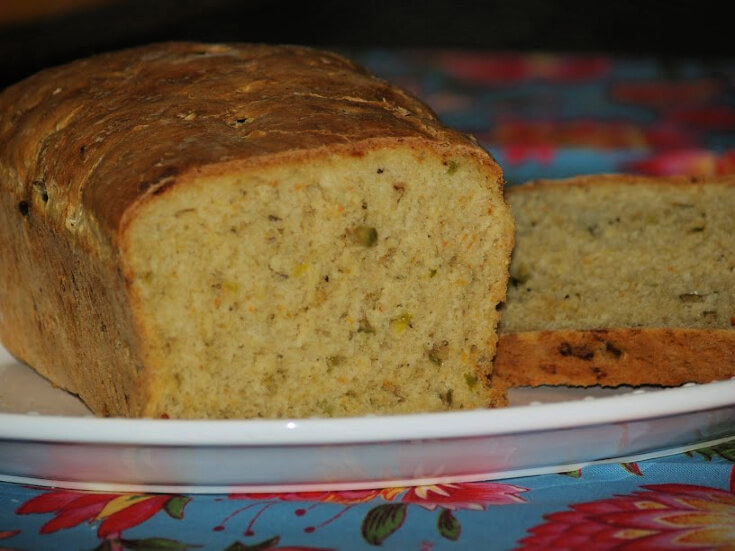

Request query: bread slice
[
  {"left": 495, "top": 174, "right": 735, "bottom": 388},
  {"left": 0, "top": 42, "right": 514, "bottom": 419}
]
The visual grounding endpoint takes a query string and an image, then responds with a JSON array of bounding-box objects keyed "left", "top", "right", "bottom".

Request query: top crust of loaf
[{"left": 0, "top": 42, "right": 500, "bottom": 248}]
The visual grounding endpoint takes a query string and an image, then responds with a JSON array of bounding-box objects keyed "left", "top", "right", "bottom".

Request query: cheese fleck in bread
[
  {"left": 495, "top": 174, "right": 735, "bottom": 388},
  {"left": 0, "top": 42, "right": 514, "bottom": 418}
]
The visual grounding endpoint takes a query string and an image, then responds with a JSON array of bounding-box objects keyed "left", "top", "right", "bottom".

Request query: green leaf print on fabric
[
  {"left": 361, "top": 504, "right": 407, "bottom": 545},
  {"left": 437, "top": 509, "right": 461, "bottom": 541}
]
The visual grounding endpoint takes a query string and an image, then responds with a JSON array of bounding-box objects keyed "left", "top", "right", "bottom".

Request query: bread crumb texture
[
  {"left": 126, "top": 148, "right": 510, "bottom": 418},
  {"left": 0, "top": 42, "right": 513, "bottom": 418},
  {"left": 500, "top": 175, "right": 735, "bottom": 332}
]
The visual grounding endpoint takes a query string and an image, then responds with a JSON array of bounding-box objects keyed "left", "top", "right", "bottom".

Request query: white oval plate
[{"left": 1, "top": 343, "right": 734, "bottom": 493}]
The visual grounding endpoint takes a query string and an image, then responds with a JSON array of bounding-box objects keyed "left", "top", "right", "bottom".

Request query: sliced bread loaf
[
  {"left": 495, "top": 174, "right": 735, "bottom": 388},
  {"left": 0, "top": 42, "right": 514, "bottom": 418}
]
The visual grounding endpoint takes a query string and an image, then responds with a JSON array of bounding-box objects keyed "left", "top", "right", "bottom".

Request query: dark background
[{"left": 0, "top": 0, "right": 732, "bottom": 89}]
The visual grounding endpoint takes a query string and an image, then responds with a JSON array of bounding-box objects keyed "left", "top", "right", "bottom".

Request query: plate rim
[
  {"left": 2, "top": 377, "right": 734, "bottom": 446},
  {"left": 4, "top": 434, "right": 735, "bottom": 494}
]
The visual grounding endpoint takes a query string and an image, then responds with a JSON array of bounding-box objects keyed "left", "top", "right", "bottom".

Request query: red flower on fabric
[
  {"left": 231, "top": 481, "right": 527, "bottom": 510},
  {"left": 625, "top": 148, "right": 735, "bottom": 176},
  {"left": 490, "top": 120, "right": 647, "bottom": 149},
  {"left": 518, "top": 483, "right": 735, "bottom": 550},
  {"left": 16, "top": 489, "right": 190, "bottom": 538},
  {"left": 229, "top": 489, "right": 384, "bottom": 504},
  {"left": 503, "top": 144, "right": 555, "bottom": 165},
  {"left": 611, "top": 80, "right": 723, "bottom": 109},
  {"left": 439, "top": 53, "right": 610, "bottom": 85},
  {"left": 397, "top": 482, "right": 528, "bottom": 511},
  {"left": 669, "top": 106, "right": 735, "bottom": 132}
]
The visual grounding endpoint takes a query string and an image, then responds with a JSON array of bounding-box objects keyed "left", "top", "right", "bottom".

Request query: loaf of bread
[
  {"left": 0, "top": 42, "right": 514, "bottom": 418},
  {"left": 495, "top": 174, "right": 735, "bottom": 388}
]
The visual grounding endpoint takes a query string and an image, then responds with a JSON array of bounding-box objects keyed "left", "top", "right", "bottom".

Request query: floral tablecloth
[{"left": 1, "top": 49, "right": 734, "bottom": 550}]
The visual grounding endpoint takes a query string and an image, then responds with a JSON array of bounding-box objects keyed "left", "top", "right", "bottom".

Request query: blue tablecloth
[
  {"left": 1, "top": 49, "right": 734, "bottom": 550},
  {"left": 2, "top": 447, "right": 734, "bottom": 550}
]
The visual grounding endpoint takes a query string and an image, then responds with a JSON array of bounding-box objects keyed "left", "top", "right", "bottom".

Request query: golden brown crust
[
  {"left": 0, "top": 41, "right": 490, "bottom": 246},
  {"left": 494, "top": 328, "right": 735, "bottom": 388},
  {"left": 0, "top": 188, "right": 146, "bottom": 415}
]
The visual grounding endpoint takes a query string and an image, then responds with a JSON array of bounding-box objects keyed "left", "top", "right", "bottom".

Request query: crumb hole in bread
[
  {"left": 228, "top": 117, "right": 255, "bottom": 128},
  {"left": 32, "top": 180, "right": 49, "bottom": 203},
  {"left": 558, "top": 341, "right": 595, "bottom": 360},
  {"left": 603, "top": 341, "right": 623, "bottom": 359}
]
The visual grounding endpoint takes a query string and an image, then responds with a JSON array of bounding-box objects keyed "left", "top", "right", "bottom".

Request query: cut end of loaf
[
  {"left": 500, "top": 176, "right": 735, "bottom": 333},
  {"left": 123, "top": 144, "right": 513, "bottom": 418}
]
